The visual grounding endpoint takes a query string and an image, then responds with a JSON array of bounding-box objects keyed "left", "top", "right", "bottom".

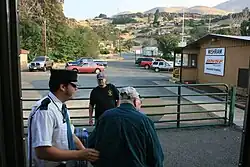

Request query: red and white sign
[{"left": 204, "top": 48, "right": 225, "bottom": 76}]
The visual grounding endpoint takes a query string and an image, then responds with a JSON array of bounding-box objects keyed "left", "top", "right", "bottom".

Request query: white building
[{"left": 142, "top": 47, "right": 158, "bottom": 57}]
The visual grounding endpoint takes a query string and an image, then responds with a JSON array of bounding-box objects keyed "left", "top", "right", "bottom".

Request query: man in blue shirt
[{"left": 88, "top": 87, "right": 164, "bottom": 167}]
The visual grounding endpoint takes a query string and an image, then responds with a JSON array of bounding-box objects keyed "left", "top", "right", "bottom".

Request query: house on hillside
[{"left": 99, "top": 41, "right": 115, "bottom": 52}]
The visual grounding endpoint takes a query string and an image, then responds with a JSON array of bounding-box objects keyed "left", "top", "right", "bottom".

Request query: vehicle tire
[
  {"left": 145, "top": 65, "right": 150, "bottom": 69},
  {"left": 29, "top": 69, "right": 33, "bottom": 72},
  {"left": 43, "top": 66, "right": 46, "bottom": 72},
  {"left": 95, "top": 68, "right": 101, "bottom": 74},
  {"left": 73, "top": 68, "right": 79, "bottom": 73},
  {"left": 155, "top": 68, "right": 160, "bottom": 72}
]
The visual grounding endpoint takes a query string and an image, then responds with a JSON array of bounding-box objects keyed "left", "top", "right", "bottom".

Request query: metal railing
[{"left": 21, "top": 83, "right": 236, "bottom": 130}]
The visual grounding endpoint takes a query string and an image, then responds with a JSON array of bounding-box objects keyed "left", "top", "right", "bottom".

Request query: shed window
[{"left": 188, "top": 54, "right": 197, "bottom": 68}]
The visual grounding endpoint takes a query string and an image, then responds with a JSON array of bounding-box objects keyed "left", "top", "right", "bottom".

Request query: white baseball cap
[{"left": 120, "top": 87, "right": 140, "bottom": 100}]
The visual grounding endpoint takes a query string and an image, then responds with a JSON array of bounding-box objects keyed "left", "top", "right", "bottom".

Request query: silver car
[
  {"left": 151, "top": 61, "right": 173, "bottom": 72},
  {"left": 29, "top": 56, "right": 53, "bottom": 72}
]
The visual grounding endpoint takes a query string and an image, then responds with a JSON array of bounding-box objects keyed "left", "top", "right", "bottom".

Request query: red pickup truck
[{"left": 140, "top": 57, "right": 165, "bottom": 69}]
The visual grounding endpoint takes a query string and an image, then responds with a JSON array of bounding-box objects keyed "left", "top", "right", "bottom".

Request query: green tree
[
  {"left": 19, "top": 0, "right": 101, "bottom": 62},
  {"left": 188, "top": 26, "right": 208, "bottom": 43},
  {"left": 19, "top": 19, "right": 43, "bottom": 60},
  {"left": 163, "top": 17, "right": 168, "bottom": 22},
  {"left": 167, "top": 14, "right": 174, "bottom": 21},
  {"left": 98, "top": 13, "right": 107, "bottom": 18},
  {"left": 93, "top": 24, "right": 120, "bottom": 41},
  {"left": 186, "top": 19, "right": 195, "bottom": 27},
  {"left": 148, "top": 15, "right": 151, "bottom": 23},
  {"left": 155, "top": 35, "right": 180, "bottom": 56},
  {"left": 112, "top": 17, "right": 138, "bottom": 24},
  {"left": 153, "top": 9, "right": 160, "bottom": 24},
  {"left": 123, "top": 40, "right": 140, "bottom": 50},
  {"left": 240, "top": 19, "right": 250, "bottom": 36},
  {"left": 213, "top": 28, "right": 232, "bottom": 35}
]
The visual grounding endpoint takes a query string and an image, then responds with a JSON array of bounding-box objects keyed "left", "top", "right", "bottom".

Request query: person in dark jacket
[
  {"left": 89, "top": 72, "right": 120, "bottom": 125},
  {"left": 88, "top": 86, "right": 164, "bottom": 167}
]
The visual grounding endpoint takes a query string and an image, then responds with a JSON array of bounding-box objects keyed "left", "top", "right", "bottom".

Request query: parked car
[
  {"left": 140, "top": 58, "right": 165, "bottom": 69},
  {"left": 135, "top": 57, "right": 145, "bottom": 65},
  {"left": 93, "top": 59, "right": 108, "bottom": 67},
  {"left": 151, "top": 61, "right": 173, "bottom": 72},
  {"left": 135, "top": 57, "right": 155, "bottom": 65},
  {"left": 29, "top": 56, "right": 53, "bottom": 72},
  {"left": 65, "top": 57, "right": 93, "bottom": 67},
  {"left": 66, "top": 62, "right": 104, "bottom": 74}
]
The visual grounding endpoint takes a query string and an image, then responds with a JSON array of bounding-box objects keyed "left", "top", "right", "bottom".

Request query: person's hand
[
  {"left": 78, "top": 148, "right": 99, "bottom": 162},
  {"left": 89, "top": 118, "right": 94, "bottom": 126}
]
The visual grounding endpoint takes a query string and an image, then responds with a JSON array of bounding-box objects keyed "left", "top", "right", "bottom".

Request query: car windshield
[
  {"left": 77, "top": 58, "right": 93, "bottom": 62},
  {"left": 76, "top": 58, "right": 83, "bottom": 62},
  {"left": 77, "top": 62, "right": 87, "bottom": 66},
  {"left": 153, "top": 62, "right": 158, "bottom": 65},
  {"left": 33, "top": 57, "right": 45, "bottom": 61}
]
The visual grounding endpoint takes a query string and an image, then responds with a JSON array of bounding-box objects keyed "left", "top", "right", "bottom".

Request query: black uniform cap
[{"left": 49, "top": 69, "right": 78, "bottom": 85}]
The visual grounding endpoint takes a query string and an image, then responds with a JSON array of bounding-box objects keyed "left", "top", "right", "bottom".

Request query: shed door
[{"left": 237, "top": 68, "right": 248, "bottom": 88}]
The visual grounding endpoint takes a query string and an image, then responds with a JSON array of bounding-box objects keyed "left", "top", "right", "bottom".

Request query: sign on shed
[{"left": 204, "top": 48, "right": 225, "bottom": 76}]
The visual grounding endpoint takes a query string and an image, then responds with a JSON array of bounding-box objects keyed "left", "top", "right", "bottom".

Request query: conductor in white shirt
[{"left": 27, "top": 69, "right": 99, "bottom": 167}]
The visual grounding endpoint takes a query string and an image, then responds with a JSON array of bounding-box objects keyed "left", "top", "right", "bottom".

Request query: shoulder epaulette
[{"left": 37, "top": 98, "right": 51, "bottom": 111}]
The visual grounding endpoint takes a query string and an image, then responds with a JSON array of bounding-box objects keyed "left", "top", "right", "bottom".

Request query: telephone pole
[
  {"left": 181, "top": 9, "right": 185, "bottom": 43},
  {"left": 208, "top": 17, "right": 211, "bottom": 33},
  {"left": 40, "top": 0, "right": 47, "bottom": 56},
  {"left": 42, "top": 19, "right": 47, "bottom": 56}
]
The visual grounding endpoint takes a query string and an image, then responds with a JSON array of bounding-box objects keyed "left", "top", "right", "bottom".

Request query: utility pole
[
  {"left": 208, "top": 17, "right": 211, "bottom": 33},
  {"left": 150, "top": 31, "right": 153, "bottom": 46},
  {"left": 42, "top": 19, "right": 47, "bottom": 56},
  {"left": 40, "top": 0, "right": 47, "bottom": 56},
  {"left": 181, "top": 9, "right": 185, "bottom": 43},
  {"left": 116, "top": 7, "right": 122, "bottom": 57},
  {"left": 119, "top": 32, "right": 121, "bottom": 57}
]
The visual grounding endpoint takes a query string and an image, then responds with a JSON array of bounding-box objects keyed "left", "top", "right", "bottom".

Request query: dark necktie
[{"left": 62, "top": 104, "right": 75, "bottom": 150}]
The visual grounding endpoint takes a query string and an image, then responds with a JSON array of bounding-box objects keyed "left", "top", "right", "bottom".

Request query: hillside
[
  {"left": 188, "top": 6, "right": 229, "bottom": 15},
  {"left": 114, "top": 11, "right": 134, "bottom": 16},
  {"left": 144, "top": 7, "right": 186, "bottom": 14},
  {"left": 143, "top": 6, "right": 229, "bottom": 15},
  {"left": 215, "top": 0, "right": 250, "bottom": 12}
]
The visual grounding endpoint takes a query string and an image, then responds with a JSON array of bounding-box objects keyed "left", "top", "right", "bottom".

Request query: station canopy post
[
  {"left": 0, "top": 0, "right": 26, "bottom": 166},
  {"left": 239, "top": 58, "right": 250, "bottom": 167}
]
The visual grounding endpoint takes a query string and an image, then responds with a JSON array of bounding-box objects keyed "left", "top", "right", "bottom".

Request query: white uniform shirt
[{"left": 27, "top": 92, "right": 74, "bottom": 167}]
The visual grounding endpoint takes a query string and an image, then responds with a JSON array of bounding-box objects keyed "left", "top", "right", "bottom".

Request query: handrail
[
  {"left": 21, "top": 83, "right": 235, "bottom": 128},
  {"left": 21, "top": 83, "right": 229, "bottom": 91},
  {"left": 22, "top": 110, "right": 226, "bottom": 121},
  {"left": 21, "top": 93, "right": 228, "bottom": 101}
]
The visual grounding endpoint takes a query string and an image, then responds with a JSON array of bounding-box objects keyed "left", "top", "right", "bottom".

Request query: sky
[{"left": 64, "top": 0, "right": 228, "bottom": 20}]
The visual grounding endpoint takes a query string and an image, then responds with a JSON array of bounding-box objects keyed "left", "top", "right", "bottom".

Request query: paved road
[{"left": 21, "top": 53, "right": 224, "bottom": 128}]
